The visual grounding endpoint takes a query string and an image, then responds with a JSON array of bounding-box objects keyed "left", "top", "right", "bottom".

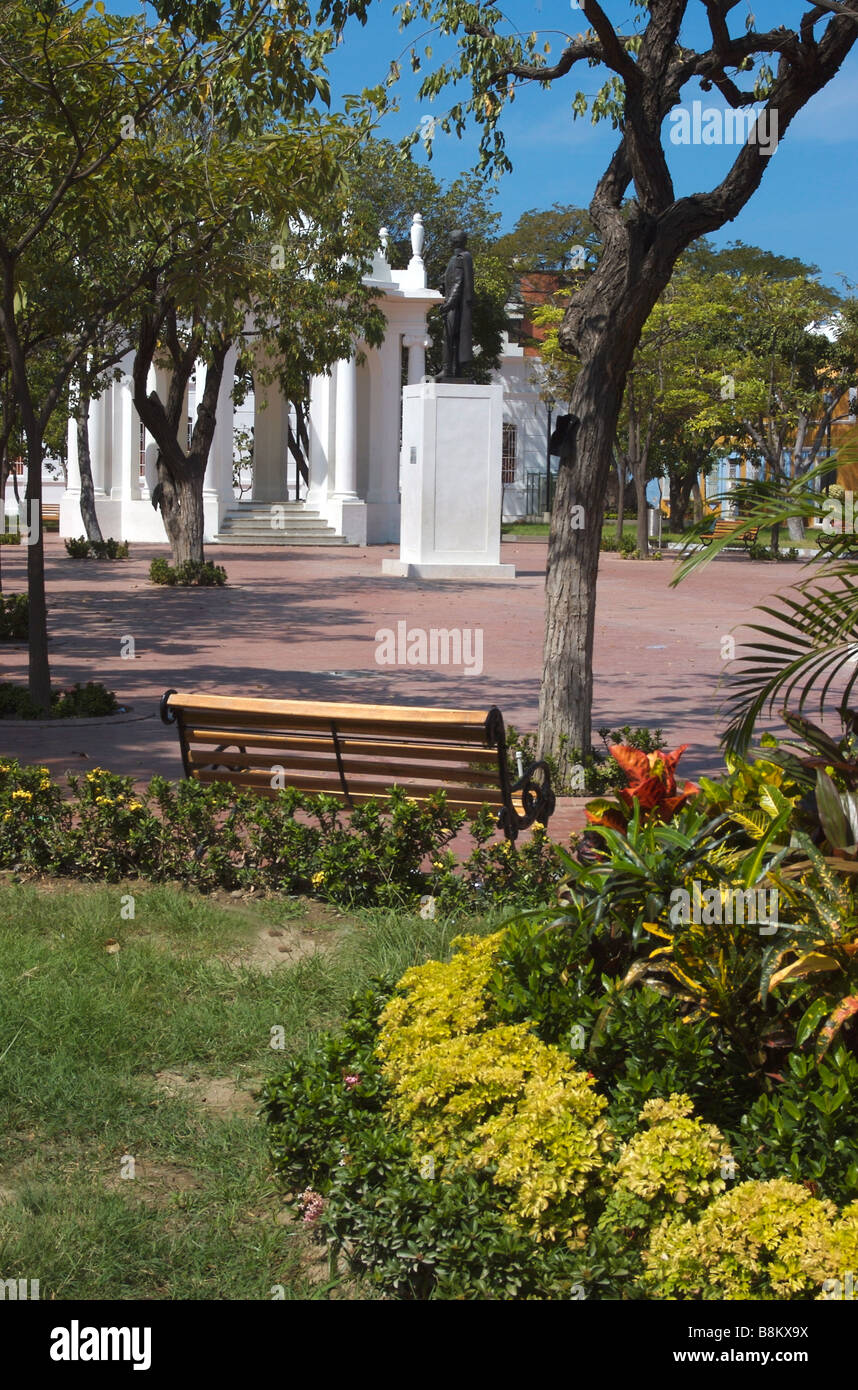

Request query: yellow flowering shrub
[
  {"left": 376, "top": 932, "right": 611, "bottom": 1240},
  {"left": 643, "top": 1178, "right": 858, "bottom": 1300},
  {"left": 598, "top": 1095, "right": 728, "bottom": 1234}
]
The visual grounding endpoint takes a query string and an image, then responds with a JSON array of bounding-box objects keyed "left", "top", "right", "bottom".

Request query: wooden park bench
[
  {"left": 700, "top": 517, "right": 759, "bottom": 552},
  {"left": 160, "top": 690, "right": 556, "bottom": 843}
]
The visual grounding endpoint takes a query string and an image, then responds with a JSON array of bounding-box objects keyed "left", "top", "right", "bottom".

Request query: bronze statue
[{"left": 437, "top": 229, "right": 474, "bottom": 381}]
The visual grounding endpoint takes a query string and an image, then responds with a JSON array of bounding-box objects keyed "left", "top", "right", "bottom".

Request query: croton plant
[{"left": 584, "top": 744, "right": 700, "bottom": 832}]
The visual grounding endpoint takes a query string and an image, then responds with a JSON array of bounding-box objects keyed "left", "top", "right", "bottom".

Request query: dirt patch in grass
[
  {"left": 209, "top": 895, "right": 347, "bottom": 974},
  {"left": 153, "top": 1070, "right": 261, "bottom": 1118},
  {"left": 103, "top": 1158, "right": 202, "bottom": 1207}
]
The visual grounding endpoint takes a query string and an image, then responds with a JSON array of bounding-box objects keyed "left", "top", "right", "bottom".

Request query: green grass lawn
[
  {"left": 502, "top": 518, "right": 827, "bottom": 549},
  {"left": 0, "top": 877, "right": 489, "bottom": 1300}
]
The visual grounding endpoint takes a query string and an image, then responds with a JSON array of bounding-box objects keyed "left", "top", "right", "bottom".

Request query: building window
[{"left": 502, "top": 422, "right": 517, "bottom": 484}]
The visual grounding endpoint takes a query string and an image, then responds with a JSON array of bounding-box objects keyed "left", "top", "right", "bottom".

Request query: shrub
[
  {"left": 51, "top": 681, "right": 118, "bottom": 718},
  {"left": 91, "top": 538, "right": 129, "bottom": 560},
  {"left": 504, "top": 722, "right": 666, "bottom": 797},
  {"left": 0, "top": 528, "right": 21, "bottom": 545},
  {"left": 149, "top": 557, "right": 173, "bottom": 585},
  {"left": 265, "top": 947, "right": 858, "bottom": 1298},
  {"left": 0, "top": 683, "right": 40, "bottom": 719},
  {"left": 600, "top": 532, "right": 636, "bottom": 555},
  {"left": 65, "top": 537, "right": 129, "bottom": 560},
  {"left": 375, "top": 933, "right": 611, "bottom": 1241},
  {"left": 643, "top": 1179, "right": 858, "bottom": 1300},
  {"left": 0, "top": 762, "right": 553, "bottom": 906},
  {"left": 0, "top": 594, "right": 28, "bottom": 640},
  {"left": 728, "top": 1048, "right": 858, "bottom": 1206},
  {"left": 64, "top": 536, "right": 91, "bottom": 558},
  {"left": 598, "top": 1095, "right": 728, "bottom": 1237},
  {"left": 149, "top": 557, "right": 226, "bottom": 586},
  {"left": 263, "top": 984, "right": 588, "bottom": 1300},
  {"left": 0, "top": 681, "right": 117, "bottom": 721}
]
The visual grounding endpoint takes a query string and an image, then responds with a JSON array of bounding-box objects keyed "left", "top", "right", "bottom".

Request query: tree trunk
[
  {"left": 538, "top": 361, "right": 622, "bottom": 772},
  {"left": 690, "top": 479, "right": 703, "bottom": 525},
  {"left": 615, "top": 457, "right": 625, "bottom": 543},
  {"left": 132, "top": 316, "right": 228, "bottom": 569},
  {"left": 670, "top": 469, "right": 695, "bottom": 532},
  {"left": 75, "top": 388, "right": 104, "bottom": 544},
  {"left": 634, "top": 463, "right": 649, "bottom": 555},
  {"left": 25, "top": 429, "right": 51, "bottom": 710},
  {"left": 156, "top": 461, "right": 206, "bottom": 566}
]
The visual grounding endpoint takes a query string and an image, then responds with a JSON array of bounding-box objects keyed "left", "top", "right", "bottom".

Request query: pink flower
[
  {"left": 299, "top": 1188, "right": 325, "bottom": 1224},
  {"left": 343, "top": 1072, "right": 361, "bottom": 1089}
]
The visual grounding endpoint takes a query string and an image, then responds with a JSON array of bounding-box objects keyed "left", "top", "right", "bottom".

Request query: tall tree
[
  {"left": 334, "top": 0, "right": 858, "bottom": 774},
  {"left": 128, "top": 113, "right": 384, "bottom": 566},
  {"left": 0, "top": 0, "right": 384, "bottom": 705},
  {"left": 494, "top": 204, "right": 599, "bottom": 276}
]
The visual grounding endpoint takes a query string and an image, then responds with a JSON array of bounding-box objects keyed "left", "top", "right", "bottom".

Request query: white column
[
  {"left": 213, "top": 345, "right": 237, "bottom": 505},
  {"left": 404, "top": 334, "right": 431, "bottom": 385},
  {"left": 196, "top": 360, "right": 218, "bottom": 500},
  {"left": 88, "top": 392, "right": 109, "bottom": 496},
  {"left": 333, "top": 353, "right": 358, "bottom": 498},
  {"left": 66, "top": 417, "right": 81, "bottom": 495},
  {"left": 307, "top": 371, "right": 331, "bottom": 507},
  {"left": 112, "top": 374, "right": 137, "bottom": 501},
  {"left": 252, "top": 375, "right": 288, "bottom": 503}
]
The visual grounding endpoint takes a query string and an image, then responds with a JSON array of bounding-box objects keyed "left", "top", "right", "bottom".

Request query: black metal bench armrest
[{"left": 497, "top": 760, "right": 556, "bottom": 843}]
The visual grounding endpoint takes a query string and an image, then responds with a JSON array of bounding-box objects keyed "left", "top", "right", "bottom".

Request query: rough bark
[
  {"left": 539, "top": 351, "right": 628, "bottom": 769},
  {"left": 615, "top": 456, "right": 625, "bottom": 543},
  {"left": 25, "top": 429, "right": 50, "bottom": 710},
  {"left": 132, "top": 307, "right": 229, "bottom": 568},
  {"left": 523, "top": 0, "right": 858, "bottom": 779},
  {"left": 75, "top": 387, "right": 104, "bottom": 544}
]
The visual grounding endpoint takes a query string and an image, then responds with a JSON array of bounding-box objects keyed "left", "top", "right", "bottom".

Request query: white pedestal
[{"left": 381, "top": 382, "right": 514, "bottom": 580}]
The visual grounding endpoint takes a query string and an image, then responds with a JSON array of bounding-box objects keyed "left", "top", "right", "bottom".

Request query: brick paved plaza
[{"left": 0, "top": 537, "right": 806, "bottom": 838}]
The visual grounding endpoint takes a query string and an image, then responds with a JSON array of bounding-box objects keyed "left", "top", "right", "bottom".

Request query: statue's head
[{"left": 450, "top": 229, "right": 467, "bottom": 250}]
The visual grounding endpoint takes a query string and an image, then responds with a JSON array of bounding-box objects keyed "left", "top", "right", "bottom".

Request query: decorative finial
[{"left": 409, "top": 213, "right": 425, "bottom": 265}]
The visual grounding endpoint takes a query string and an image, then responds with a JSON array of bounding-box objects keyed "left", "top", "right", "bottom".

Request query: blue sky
[{"left": 119, "top": 2, "right": 858, "bottom": 286}]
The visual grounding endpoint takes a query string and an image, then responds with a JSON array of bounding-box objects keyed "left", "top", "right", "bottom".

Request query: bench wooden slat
[
  {"left": 186, "top": 748, "right": 504, "bottom": 785},
  {"left": 193, "top": 767, "right": 506, "bottom": 807},
  {"left": 167, "top": 692, "right": 491, "bottom": 728},
  {"left": 181, "top": 711, "right": 491, "bottom": 745},
  {"left": 185, "top": 727, "right": 500, "bottom": 763}
]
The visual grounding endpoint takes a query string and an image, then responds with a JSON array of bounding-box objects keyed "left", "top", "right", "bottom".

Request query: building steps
[{"left": 213, "top": 501, "right": 352, "bottom": 546}]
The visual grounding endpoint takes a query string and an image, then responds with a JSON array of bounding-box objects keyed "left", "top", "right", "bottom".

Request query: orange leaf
[
  {"left": 608, "top": 744, "right": 651, "bottom": 781},
  {"left": 816, "top": 995, "right": 858, "bottom": 1059}
]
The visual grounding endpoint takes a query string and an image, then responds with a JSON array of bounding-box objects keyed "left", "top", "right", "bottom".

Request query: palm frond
[
  {"left": 672, "top": 460, "right": 835, "bottom": 583},
  {"left": 719, "top": 568, "right": 858, "bottom": 753}
]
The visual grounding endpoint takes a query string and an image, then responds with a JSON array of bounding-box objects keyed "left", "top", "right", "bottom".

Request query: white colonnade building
[{"left": 60, "top": 216, "right": 440, "bottom": 546}]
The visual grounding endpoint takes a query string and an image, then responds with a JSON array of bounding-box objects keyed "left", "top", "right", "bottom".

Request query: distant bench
[
  {"left": 700, "top": 517, "right": 759, "bottom": 552},
  {"left": 160, "top": 690, "right": 556, "bottom": 843}
]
